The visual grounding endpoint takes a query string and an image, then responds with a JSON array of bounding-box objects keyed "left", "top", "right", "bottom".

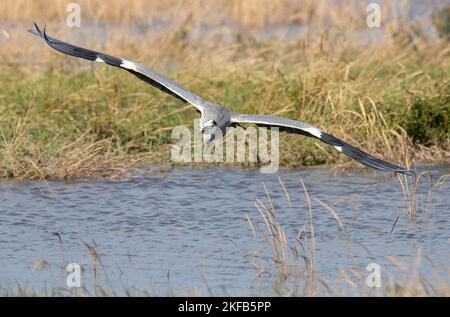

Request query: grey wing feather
[
  {"left": 28, "top": 23, "right": 205, "bottom": 112},
  {"left": 232, "top": 113, "right": 414, "bottom": 176}
]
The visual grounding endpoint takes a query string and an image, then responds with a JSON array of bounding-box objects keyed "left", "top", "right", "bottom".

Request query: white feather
[
  {"left": 120, "top": 59, "right": 137, "bottom": 71},
  {"left": 303, "top": 127, "right": 322, "bottom": 138}
]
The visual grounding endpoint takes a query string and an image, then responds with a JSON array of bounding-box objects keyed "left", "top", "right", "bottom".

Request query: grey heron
[{"left": 28, "top": 24, "right": 414, "bottom": 176}]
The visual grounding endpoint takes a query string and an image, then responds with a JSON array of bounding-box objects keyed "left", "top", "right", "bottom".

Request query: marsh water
[{"left": 0, "top": 165, "right": 448, "bottom": 295}]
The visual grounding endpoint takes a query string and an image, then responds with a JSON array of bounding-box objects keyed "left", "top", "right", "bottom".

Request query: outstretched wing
[
  {"left": 28, "top": 23, "right": 205, "bottom": 112},
  {"left": 232, "top": 113, "right": 414, "bottom": 176}
]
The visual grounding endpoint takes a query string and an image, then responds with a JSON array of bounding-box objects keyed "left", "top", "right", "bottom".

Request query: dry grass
[
  {"left": 0, "top": 1, "right": 448, "bottom": 180},
  {"left": 0, "top": 0, "right": 410, "bottom": 28},
  {"left": 245, "top": 177, "right": 450, "bottom": 296}
]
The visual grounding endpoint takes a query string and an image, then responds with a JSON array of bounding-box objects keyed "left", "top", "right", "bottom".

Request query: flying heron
[{"left": 28, "top": 24, "right": 414, "bottom": 176}]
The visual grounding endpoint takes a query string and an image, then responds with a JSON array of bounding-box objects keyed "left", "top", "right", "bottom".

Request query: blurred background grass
[{"left": 0, "top": 0, "right": 448, "bottom": 179}]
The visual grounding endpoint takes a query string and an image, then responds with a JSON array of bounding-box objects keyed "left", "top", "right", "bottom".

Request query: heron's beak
[
  {"left": 202, "top": 125, "right": 222, "bottom": 148},
  {"left": 203, "top": 133, "right": 216, "bottom": 146}
]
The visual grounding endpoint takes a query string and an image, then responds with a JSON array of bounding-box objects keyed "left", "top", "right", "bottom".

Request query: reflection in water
[{"left": 0, "top": 165, "right": 448, "bottom": 295}]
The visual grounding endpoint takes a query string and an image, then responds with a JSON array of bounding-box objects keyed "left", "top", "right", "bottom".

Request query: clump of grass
[
  {"left": 397, "top": 172, "right": 430, "bottom": 220},
  {"left": 397, "top": 169, "right": 450, "bottom": 220},
  {"left": 402, "top": 92, "right": 450, "bottom": 147},
  {"left": 250, "top": 180, "right": 316, "bottom": 290}
]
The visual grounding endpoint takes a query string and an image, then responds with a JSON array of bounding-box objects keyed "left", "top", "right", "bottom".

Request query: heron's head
[{"left": 201, "top": 120, "right": 221, "bottom": 147}]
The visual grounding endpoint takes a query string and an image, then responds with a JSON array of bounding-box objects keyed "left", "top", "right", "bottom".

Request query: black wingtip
[
  {"left": 320, "top": 131, "right": 415, "bottom": 177},
  {"left": 31, "top": 23, "right": 52, "bottom": 47},
  {"left": 27, "top": 22, "right": 38, "bottom": 36},
  {"left": 397, "top": 169, "right": 416, "bottom": 177},
  {"left": 28, "top": 22, "right": 44, "bottom": 38},
  {"left": 43, "top": 25, "right": 48, "bottom": 41}
]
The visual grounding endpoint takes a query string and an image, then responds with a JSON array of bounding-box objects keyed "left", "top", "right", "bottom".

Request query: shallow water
[{"left": 0, "top": 164, "right": 448, "bottom": 295}]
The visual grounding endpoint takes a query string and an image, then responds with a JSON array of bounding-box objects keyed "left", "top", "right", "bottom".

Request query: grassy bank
[
  {"left": 1, "top": 45, "right": 448, "bottom": 179},
  {"left": 0, "top": 3, "right": 449, "bottom": 180}
]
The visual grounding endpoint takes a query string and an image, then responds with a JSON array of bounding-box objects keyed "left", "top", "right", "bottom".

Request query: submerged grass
[
  {"left": 2, "top": 177, "right": 449, "bottom": 297},
  {"left": 244, "top": 177, "right": 450, "bottom": 296}
]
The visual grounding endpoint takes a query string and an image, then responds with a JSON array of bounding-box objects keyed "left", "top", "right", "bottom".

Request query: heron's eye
[{"left": 205, "top": 120, "right": 217, "bottom": 127}]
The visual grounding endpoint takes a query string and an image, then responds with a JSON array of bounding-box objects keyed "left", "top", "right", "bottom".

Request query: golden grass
[
  {"left": 0, "top": 0, "right": 412, "bottom": 28},
  {"left": 0, "top": 1, "right": 448, "bottom": 179},
  {"left": 245, "top": 177, "right": 450, "bottom": 296}
]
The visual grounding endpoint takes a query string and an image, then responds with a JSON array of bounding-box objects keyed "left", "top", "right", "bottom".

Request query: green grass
[
  {"left": 402, "top": 92, "right": 450, "bottom": 147},
  {"left": 0, "top": 37, "right": 448, "bottom": 179}
]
